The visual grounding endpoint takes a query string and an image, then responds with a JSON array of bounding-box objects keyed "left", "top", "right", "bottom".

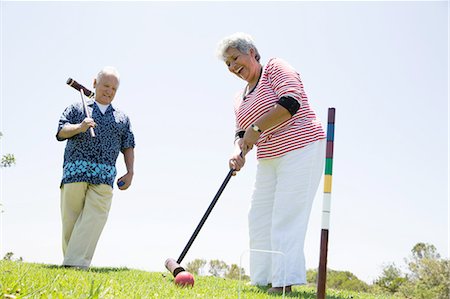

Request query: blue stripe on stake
[{"left": 327, "top": 123, "right": 334, "bottom": 141}]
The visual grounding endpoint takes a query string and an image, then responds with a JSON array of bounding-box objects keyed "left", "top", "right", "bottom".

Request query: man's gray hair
[
  {"left": 216, "top": 32, "right": 261, "bottom": 62},
  {"left": 97, "top": 66, "right": 120, "bottom": 85}
]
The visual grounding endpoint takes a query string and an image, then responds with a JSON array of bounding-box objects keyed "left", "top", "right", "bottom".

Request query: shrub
[{"left": 306, "top": 268, "right": 369, "bottom": 292}]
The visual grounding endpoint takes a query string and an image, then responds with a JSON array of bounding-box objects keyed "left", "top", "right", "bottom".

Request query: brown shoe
[{"left": 267, "top": 286, "right": 292, "bottom": 294}]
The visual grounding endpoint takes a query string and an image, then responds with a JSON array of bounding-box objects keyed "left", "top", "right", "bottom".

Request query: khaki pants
[{"left": 61, "top": 182, "right": 113, "bottom": 268}]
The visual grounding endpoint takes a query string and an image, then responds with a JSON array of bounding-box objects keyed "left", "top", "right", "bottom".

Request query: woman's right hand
[{"left": 229, "top": 152, "right": 245, "bottom": 176}]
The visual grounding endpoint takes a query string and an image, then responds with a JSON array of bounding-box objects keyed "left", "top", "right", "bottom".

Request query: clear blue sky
[{"left": 0, "top": 1, "right": 448, "bottom": 284}]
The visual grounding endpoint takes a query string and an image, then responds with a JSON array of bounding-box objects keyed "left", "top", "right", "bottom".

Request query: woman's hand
[
  {"left": 241, "top": 126, "right": 260, "bottom": 155},
  {"left": 229, "top": 150, "right": 246, "bottom": 176}
]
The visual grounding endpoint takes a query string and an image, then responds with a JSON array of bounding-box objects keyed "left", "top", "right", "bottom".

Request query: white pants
[
  {"left": 61, "top": 182, "right": 113, "bottom": 268},
  {"left": 249, "top": 139, "right": 325, "bottom": 287}
]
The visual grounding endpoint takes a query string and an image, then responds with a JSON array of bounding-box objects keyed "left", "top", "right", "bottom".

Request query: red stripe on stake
[
  {"left": 326, "top": 141, "right": 334, "bottom": 158},
  {"left": 328, "top": 108, "right": 336, "bottom": 123}
]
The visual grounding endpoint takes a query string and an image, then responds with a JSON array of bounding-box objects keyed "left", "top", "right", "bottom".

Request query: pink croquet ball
[{"left": 174, "top": 271, "right": 195, "bottom": 287}]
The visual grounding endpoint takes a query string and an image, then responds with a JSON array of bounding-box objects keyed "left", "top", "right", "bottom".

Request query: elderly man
[{"left": 56, "top": 66, "right": 135, "bottom": 269}]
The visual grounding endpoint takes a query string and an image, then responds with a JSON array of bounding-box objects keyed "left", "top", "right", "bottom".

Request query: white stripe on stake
[{"left": 321, "top": 193, "right": 332, "bottom": 229}]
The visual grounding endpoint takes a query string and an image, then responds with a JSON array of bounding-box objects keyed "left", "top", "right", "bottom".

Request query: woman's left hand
[{"left": 241, "top": 126, "right": 261, "bottom": 155}]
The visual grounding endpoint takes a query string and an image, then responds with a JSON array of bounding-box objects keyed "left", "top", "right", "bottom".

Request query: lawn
[{"left": 0, "top": 260, "right": 401, "bottom": 298}]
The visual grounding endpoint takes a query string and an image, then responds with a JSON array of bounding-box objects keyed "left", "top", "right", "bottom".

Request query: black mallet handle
[
  {"left": 66, "top": 78, "right": 95, "bottom": 98},
  {"left": 176, "top": 167, "right": 235, "bottom": 264}
]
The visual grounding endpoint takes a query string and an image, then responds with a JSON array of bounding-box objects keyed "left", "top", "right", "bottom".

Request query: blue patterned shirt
[{"left": 57, "top": 100, "right": 135, "bottom": 187}]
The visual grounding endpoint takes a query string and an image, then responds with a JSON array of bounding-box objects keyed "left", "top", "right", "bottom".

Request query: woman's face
[{"left": 224, "top": 47, "right": 259, "bottom": 84}]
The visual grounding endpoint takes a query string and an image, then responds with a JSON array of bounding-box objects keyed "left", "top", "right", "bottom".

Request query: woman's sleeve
[{"left": 267, "top": 58, "right": 305, "bottom": 109}]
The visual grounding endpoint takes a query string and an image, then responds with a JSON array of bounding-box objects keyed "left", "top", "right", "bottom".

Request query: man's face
[{"left": 94, "top": 73, "right": 119, "bottom": 105}]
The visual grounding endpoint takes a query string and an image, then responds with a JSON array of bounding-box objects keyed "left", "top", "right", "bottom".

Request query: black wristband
[
  {"left": 235, "top": 131, "right": 245, "bottom": 138},
  {"left": 277, "top": 96, "right": 300, "bottom": 116}
]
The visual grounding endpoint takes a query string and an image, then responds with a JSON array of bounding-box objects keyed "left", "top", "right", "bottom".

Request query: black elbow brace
[{"left": 277, "top": 96, "right": 300, "bottom": 116}]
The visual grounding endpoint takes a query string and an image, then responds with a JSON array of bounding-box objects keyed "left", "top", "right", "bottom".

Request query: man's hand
[
  {"left": 57, "top": 117, "right": 96, "bottom": 140},
  {"left": 79, "top": 117, "right": 96, "bottom": 133},
  {"left": 117, "top": 171, "right": 134, "bottom": 190}
]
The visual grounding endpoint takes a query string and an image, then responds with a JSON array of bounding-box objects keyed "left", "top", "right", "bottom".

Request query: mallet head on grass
[
  {"left": 163, "top": 165, "right": 239, "bottom": 289},
  {"left": 165, "top": 258, "right": 194, "bottom": 287}
]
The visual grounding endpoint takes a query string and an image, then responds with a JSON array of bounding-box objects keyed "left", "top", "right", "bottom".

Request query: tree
[
  {"left": 0, "top": 132, "right": 16, "bottom": 168},
  {"left": 328, "top": 270, "right": 369, "bottom": 292},
  {"left": 3, "top": 252, "right": 22, "bottom": 261},
  {"left": 186, "top": 259, "right": 207, "bottom": 275},
  {"left": 411, "top": 242, "right": 440, "bottom": 261},
  {"left": 373, "top": 263, "right": 407, "bottom": 293},
  {"left": 185, "top": 259, "right": 249, "bottom": 280},
  {"left": 306, "top": 268, "right": 369, "bottom": 292},
  {"left": 374, "top": 243, "right": 449, "bottom": 299},
  {"left": 398, "top": 243, "right": 450, "bottom": 299},
  {"left": 225, "top": 264, "right": 249, "bottom": 281},
  {"left": 209, "top": 259, "right": 229, "bottom": 277}
]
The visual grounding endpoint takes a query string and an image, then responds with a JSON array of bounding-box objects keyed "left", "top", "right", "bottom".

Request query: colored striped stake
[{"left": 317, "top": 107, "right": 336, "bottom": 299}]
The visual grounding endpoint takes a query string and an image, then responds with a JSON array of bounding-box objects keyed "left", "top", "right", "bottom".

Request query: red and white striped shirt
[{"left": 234, "top": 58, "right": 326, "bottom": 159}]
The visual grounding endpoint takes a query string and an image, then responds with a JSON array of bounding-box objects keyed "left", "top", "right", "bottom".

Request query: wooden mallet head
[
  {"left": 66, "top": 78, "right": 95, "bottom": 98},
  {"left": 165, "top": 258, "right": 186, "bottom": 277}
]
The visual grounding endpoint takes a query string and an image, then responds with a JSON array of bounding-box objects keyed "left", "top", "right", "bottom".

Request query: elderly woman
[{"left": 216, "top": 32, "right": 326, "bottom": 294}]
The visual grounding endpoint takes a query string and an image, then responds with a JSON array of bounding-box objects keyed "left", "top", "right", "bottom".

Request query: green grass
[{"left": 0, "top": 260, "right": 400, "bottom": 299}]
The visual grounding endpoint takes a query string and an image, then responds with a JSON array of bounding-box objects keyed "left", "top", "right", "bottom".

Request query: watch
[{"left": 251, "top": 124, "right": 262, "bottom": 133}]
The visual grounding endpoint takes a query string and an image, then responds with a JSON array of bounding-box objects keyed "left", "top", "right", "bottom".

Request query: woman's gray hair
[
  {"left": 97, "top": 66, "right": 120, "bottom": 85},
  {"left": 216, "top": 32, "right": 261, "bottom": 62}
]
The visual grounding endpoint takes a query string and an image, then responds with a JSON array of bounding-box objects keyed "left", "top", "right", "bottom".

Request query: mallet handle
[
  {"left": 177, "top": 167, "right": 235, "bottom": 264},
  {"left": 80, "top": 89, "right": 96, "bottom": 137},
  {"left": 67, "top": 78, "right": 95, "bottom": 98}
]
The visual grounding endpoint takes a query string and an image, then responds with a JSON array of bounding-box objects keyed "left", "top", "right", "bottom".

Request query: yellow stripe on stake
[{"left": 324, "top": 174, "right": 333, "bottom": 193}]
